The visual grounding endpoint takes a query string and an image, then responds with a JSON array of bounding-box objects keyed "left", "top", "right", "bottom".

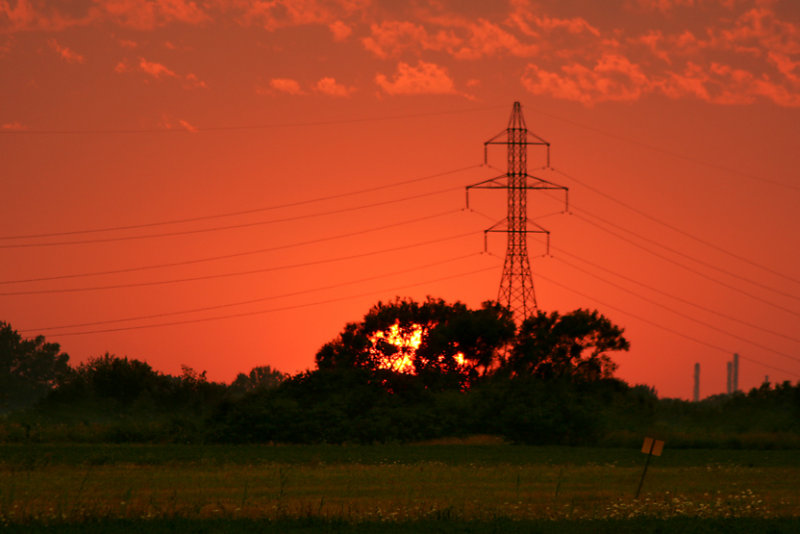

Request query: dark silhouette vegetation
[{"left": 0, "top": 302, "right": 798, "bottom": 447}]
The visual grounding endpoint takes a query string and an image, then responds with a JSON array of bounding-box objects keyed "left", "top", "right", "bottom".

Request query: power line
[
  {"left": 548, "top": 243, "right": 800, "bottom": 345},
  {"left": 474, "top": 200, "right": 800, "bottom": 343},
  {"left": 552, "top": 167, "right": 800, "bottom": 285},
  {"left": 22, "top": 252, "right": 490, "bottom": 333},
  {"left": 37, "top": 264, "right": 498, "bottom": 337},
  {"left": 524, "top": 105, "right": 800, "bottom": 192},
  {"left": 0, "top": 164, "right": 480, "bottom": 241},
  {"left": 0, "top": 104, "right": 507, "bottom": 136},
  {"left": 531, "top": 265, "right": 800, "bottom": 378},
  {"left": 573, "top": 213, "right": 800, "bottom": 318},
  {"left": 553, "top": 255, "right": 800, "bottom": 365},
  {"left": 0, "top": 220, "right": 475, "bottom": 296},
  {"left": 0, "top": 223, "right": 477, "bottom": 286},
  {"left": 573, "top": 207, "right": 800, "bottom": 303},
  {"left": 0, "top": 187, "right": 463, "bottom": 249}
]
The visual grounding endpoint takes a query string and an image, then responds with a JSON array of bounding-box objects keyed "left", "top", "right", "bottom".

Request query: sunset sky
[{"left": 2, "top": 0, "right": 799, "bottom": 399}]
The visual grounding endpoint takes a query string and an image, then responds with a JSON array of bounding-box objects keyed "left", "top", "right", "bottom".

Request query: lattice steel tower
[{"left": 466, "top": 102, "right": 568, "bottom": 321}]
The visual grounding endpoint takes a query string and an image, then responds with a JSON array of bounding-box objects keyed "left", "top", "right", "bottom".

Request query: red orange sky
[{"left": 1, "top": 0, "right": 799, "bottom": 399}]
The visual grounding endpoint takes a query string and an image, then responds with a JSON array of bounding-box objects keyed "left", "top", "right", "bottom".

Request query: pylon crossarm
[
  {"left": 484, "top": 219, "right": 509, "bottom": 233},
  {"left": 467, "top": 175, "right": 509, "bottom": 189},
  {"left": 525, "top": 219, "right": 550, "bottom": 233},
  {"left": 527, "top": 131, "right": 549, "bottom": 145},
  {"left": 484, "top": 130, "right": 510, "bottom": 146},
  {"left": 524, "top": 173, "right": 568, "bottom": 189},
  {"left": 484, "top": 139, "right": 548, "bottom": 146},
  {"left": 466, "top": 176, "right": 509, "bottom": 208}
]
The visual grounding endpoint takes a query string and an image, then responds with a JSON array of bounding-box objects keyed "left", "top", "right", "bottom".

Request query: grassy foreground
[{"left": 1, "top": 442, "right": 798, "bottom": 531}]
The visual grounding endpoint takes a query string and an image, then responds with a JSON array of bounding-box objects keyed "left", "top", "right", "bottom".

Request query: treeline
[{"left": 1, "top": 298, "right": 799, "bottom": 447}]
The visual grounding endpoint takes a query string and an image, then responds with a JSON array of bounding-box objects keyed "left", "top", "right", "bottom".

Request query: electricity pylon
[{"left": 466, "top": 102, "right": 568, "bottom": 322}]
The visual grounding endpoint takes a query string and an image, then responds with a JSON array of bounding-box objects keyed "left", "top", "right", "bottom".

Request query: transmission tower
[{"left": 466, "top": 102, "right": 568, "bottom": 322}]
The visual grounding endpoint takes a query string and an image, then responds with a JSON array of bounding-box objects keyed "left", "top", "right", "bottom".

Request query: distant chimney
[
  {"left": 693, "top": 363, "right": 700, "bottom": 402},
  {"left": 726, "top": 361, "right": 732, "bottom": 394},
  {"left": 733, "top": 353, "right": 739, "bottom": 392}
]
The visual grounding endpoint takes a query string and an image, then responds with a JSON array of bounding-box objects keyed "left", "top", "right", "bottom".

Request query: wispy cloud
[
  {"left": 159, "top": 115, "right": 199, "bottom": 132},
  {"left": 177, "top": 118, "right": 198, "bottom": 133},
  {"left": 138, "top": 57, "right": 177, "bottom": 78},
  {"left": 47, "top": 38, "right": 84, "bottom": 63},
  {"left": 113, "top": 56, "right": 207, "bottom": 89},
  {"left": 1, "top": 121, "right": 25, "bottom": 130}
]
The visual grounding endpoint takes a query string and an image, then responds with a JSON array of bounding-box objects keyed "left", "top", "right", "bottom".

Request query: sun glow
[
  {"left": 370, "top": 322, "right": 467, "bottom": 374},
  {"left": 370, "top": 323, "right": 422, "bottom": 373}
]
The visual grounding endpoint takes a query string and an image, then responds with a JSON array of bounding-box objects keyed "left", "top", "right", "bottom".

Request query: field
[{"left": 1, "top": 441, "right": 799, "bottom": 533}]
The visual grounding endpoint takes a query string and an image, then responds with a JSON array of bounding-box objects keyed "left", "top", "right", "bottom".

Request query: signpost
[{"left": 636, "top": 437, "right": 664, "bottom": 498}]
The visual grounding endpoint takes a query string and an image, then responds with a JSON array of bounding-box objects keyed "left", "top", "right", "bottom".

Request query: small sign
[{"left": 641, "top": 437, "right": 664, "bottom": 456}]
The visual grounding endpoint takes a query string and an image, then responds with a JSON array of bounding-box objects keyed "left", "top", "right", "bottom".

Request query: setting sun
[
  {"left": 370, "top": 322, "right": 422, "bottom": 373},
  {"left": 370, "top": 321, "right": 467, "bottom": 374}
]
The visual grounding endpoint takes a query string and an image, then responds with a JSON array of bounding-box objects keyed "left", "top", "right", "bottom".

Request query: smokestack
[
  {"left": 726, "top": 361, "right": 732, "bottom": 394},
  {"left": 733, "top": 353, "right": 739, "bottom": 392},
  {"left": 693, "top": 363, "right": 700, "bottom": 402}
]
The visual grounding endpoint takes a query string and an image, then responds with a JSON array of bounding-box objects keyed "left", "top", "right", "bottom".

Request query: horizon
[{"left": 2, "top": 0, "right": 799, "bottom": 400}]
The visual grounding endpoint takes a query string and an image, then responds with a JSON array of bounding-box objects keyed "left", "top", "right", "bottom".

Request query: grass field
[{"left": 1, "top": 442, "right": 798, "bottom": 532}]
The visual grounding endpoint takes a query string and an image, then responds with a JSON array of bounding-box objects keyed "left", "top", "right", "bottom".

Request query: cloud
[
  {"left": 362, "top": 18, "right": 537, "bottom": 60},
  {"left": 270, "top": 77, "right": 304, "bottom": 94},
  {"left": 328, "top": 19, "right": 351, "bottom": 41},
  {"left": 508, "top": 1, "right": 601, "bottom": 40},
  {"left": 522, "top": 53, "right": 650, "bottom": 105},
  {"left": 315, "top": 76, "right": 354, "bottom": 96},
  {"left": 177, "top": 118, "right": 198, "bottom": 132},
  {"left": 47, "top": 38, "right": 85, "bottom": 63},
  {"left": 158, "top": 115, "right": 199, "bottom": 132},
  {"left": 239, "top": 0, "right": 369, "bottom": 31},
  {"left": 98, "top": 0, "right": 209, "bottom": 30},
  {"left": 362, "top": 21, "right": 431, "bottom": 58},
  {"left": 657, "top": 60, "right": 800, "bottom": 106},
  {"left": 375, "top": 60, "right": 457, "bottom": 96},
  {"left": 451, "top": 18, "right": 538, "bottom": 59},
  {"left": 768, "top": 51, "right": 800, "bottom": 83},
  {"left": 630, "top": 30, "right": 671, "bottom": 64},
  {"left": 184, "top": 72, "right": 207, "bottom": 88},
  {"left": 113, "top": 56, "right": 206, "bottom": 88},
  {"left": 0, "top": 0, "right": 88, "bottom": 31},
  {"left": 138, "top": 57, "right": 177, "bottom": 78},
  {"left": 1, "top": 121, "right": 25, "bottom": 130},
  {"left": 523, "top": 52, "right": 800, "bottom": 108},
  {"left": 529, "top": 14, "right": 600, "bottom": 37}
]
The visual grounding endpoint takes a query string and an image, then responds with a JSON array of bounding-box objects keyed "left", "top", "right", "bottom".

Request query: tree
[
  {"left": 0, "top": 321, "right": 71, "bottom": 412},
  {"left": 315, "top": 297, "right": 515, "bottom": 390},
  {"left": 505, "top": 309, "right": 629, "bottom": 381},
  {"left": 230, "top": 365, "right": 287, "bottom": 395}
]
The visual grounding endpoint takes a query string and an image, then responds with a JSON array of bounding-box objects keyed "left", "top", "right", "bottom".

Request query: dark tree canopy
[
  {"left": 0, "top": 321, "right": 71, "bottom": 411},
  {"left": 505, "top": 308, "right": 630, "bottom": 381},
  {"left": 315, "top": 297, "right": 516, "bottom": 390},
  {"left": 230, "top": 365, "right": 287, "bottom": 395}
]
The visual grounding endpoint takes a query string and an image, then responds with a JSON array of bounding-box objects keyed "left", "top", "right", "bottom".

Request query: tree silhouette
[
  {"left": 0, "top": 321, "right": 71, "bottom": 411},
  {"left": 505, "top": 309, "right": 629, "bottom": 381},
  {"left": 230, "top": 365, "right": 287, "bottom": 394},
  {"left": 315, "top": 297, "right": 515, "bottom": 390}
]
